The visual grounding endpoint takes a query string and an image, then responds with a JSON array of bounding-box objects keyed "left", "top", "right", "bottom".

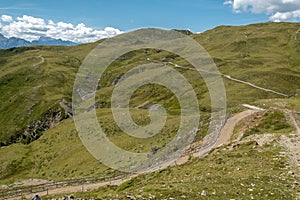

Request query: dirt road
[
  {"left": 214, "top": 109, "right": 259, "bottom": 147},
  {"left": 8, "top": 177, "right": 134, "bottom": 200},
  {"left": 3, "top": 107, "right": 273, "bottom": 200}
]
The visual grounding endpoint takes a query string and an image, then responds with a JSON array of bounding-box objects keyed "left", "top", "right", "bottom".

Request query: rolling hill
[{"left": 0, "top": 22, "right": 299, "bottom": 199}]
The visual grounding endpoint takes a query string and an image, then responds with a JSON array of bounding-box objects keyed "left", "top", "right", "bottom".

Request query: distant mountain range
[{"left": 0, "top": 34, "right": 77, "bottom": 49}]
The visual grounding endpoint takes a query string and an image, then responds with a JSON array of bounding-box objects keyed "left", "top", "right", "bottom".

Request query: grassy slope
[
  {"left": 0, "top": 43, "right": 99, "bottom": 144},
  {"left": 0, "top": 23, "right": 299, "bottom": 195},
  {"left": 1, "top": 22, "right": 300, "bottom": 144},
  {"left": 46, "top": 141, "right": 298, "bottom": 200},
  {"left": 0, "top": 108, "right": 183, "bottom": 184},
  {"left": 195, "top": 22, "right": 300, "bottom": 106},
  {"left": 0, "top": 117, "right": 109, "bottom": 184}
]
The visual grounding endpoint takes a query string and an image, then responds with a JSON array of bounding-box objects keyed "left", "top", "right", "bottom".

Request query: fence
[{"left": 0, "top": 174, "right": 126, "bottom": 199}]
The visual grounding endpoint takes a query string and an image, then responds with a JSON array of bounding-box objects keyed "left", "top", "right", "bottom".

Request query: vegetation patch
[{"left": 243, "top": 110, "right": 292, "bottom": 138}]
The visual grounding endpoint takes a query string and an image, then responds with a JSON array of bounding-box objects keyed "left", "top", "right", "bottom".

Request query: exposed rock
[
  {"left": 21, "top": 107, "right": 63, "bottom": 143},
  {"left": 126, "top": 195, "right": 136, "bottom": 200},
  {"left": 239, "top": 134, "right": 275, "bottom": 146},
  {"left": 60, "top": 98, "right": 73, "bottom": 118}
]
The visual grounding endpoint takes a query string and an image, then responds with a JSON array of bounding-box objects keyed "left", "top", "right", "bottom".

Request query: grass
[
  {"left": 0, "top": 107, "right": 186, "bottom": 184},
  {"left": 1, "top": 22, "right": 300, "bottom": 144},
  {"left": 243, "top": 110, "right": 293, "bottom": 138},
  {"left": 0, "top": 116, "right": 110, "bottom": 185},
  {"left": 43, "top": 141, "right": 299, "bottom": 200},
  {"left": 0, "top": 22, "right": 300, "bottom": 195},
  {"left": 256, "top": 96, "right": 300, "bottom": 111},
  {"left": 0, "top": 43, "right": 100, "bottom": 145}
]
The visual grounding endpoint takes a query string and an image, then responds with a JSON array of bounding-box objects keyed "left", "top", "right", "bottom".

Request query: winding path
[
  {"left": 7, "top": 105, "right": 300, "bottom": 199},
  {"left": 5, "top": 105, "right": 264, "bottom": 200},
  {"left": 33, "top": 55, "right": 45, "bottom": 68},
  {"left": 3, "top": 56, "right": 297, "bottom": 199},
  {"left": 214, "top": 109, "right": 260, "bottom": 147},
  {"left": 222, "top": 74, "right": 290, "bottom": 97},
  {"left": 295, "top": 29, "right": 300, "bottom": 41},
  {"left": 165, "top": 60, "right": 291, "bottom": 98}
]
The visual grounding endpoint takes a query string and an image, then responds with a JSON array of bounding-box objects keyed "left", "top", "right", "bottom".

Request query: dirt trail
[
  {"left": 2, "top": 106, "right": 273, "bottom": 199},
  {"left": 8, "top": 177, "right": 134, "bottom": 200},
  {"left": 214, "top": 109, "right": 259, "bottom": 147},
  {"left": 39, "top": 109, "right": 260, "bottom": 197},
  {"left": 223, "top": 75, "right": 290, "bottom": 98},
  {"left": 33, "top": 55, "right": 45, "bottom": 68},
  {"left": 151, "top": 60, "right": 291, "bottom": 98},
  {"left": 295, "top": 29, "right": 300, "bottom": 41}
]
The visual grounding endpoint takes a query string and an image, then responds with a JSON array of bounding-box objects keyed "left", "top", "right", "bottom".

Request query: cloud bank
[
  {"left": 0, "top": 15, "right": 123, "bottom": 43},
  {"left": 224, "top": 0, "right": 300, "bottom": 22}
]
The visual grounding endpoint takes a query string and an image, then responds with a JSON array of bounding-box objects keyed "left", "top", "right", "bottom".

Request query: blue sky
[
  {"left": 0, "top": 0, "right": 267, "bottom": 32},
  {"left": 0, "top": 0, "right": 299, "bottom": 43}
]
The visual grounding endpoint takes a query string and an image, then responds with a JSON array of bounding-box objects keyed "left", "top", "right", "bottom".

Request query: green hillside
[
  {"left": 0, "top": 43, "right": 98, "bottom": 145},
  {"left": 195, "top": 22, "right": 300, "bottom": 105},
  {"left": 1, "top": 22, "right": 300, "bottom": 146},
  {"left": 51, "top": 141, "right": 298, "bottom": 200},
  {"left": 0, "top": 23, "right": 299, "bottom": 197}
]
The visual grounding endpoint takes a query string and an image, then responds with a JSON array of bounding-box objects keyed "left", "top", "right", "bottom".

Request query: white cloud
[
  {"left": 225, "top": 0, "right": 300, "bottom": 22},
  {"left": 224, "top": 1, "right": 233, "bottom": 5},
  {"left": 0, "top": 15, "right": 123, "bottom": 43},
  {"left": 1, "top": 14, "right": 13, "bottom": 22},
  {"left": 270, "top": 10, "right": 300, "bottom": 22}
]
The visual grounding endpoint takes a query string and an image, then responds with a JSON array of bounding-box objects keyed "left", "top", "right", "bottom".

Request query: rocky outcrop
[
  {"left": 2, "top": 103, "right": 70, "bottom": 146},
  {"left": 60, "top": 98, "right": 73, "bottom": 118},
  {"left": 21, "top": 107, "right": 64, "bottom": 144}
]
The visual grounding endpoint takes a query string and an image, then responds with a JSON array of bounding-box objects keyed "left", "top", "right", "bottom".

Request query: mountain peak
[{"left": 0, "top": 34, "right": 77, "bottom": 49}]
